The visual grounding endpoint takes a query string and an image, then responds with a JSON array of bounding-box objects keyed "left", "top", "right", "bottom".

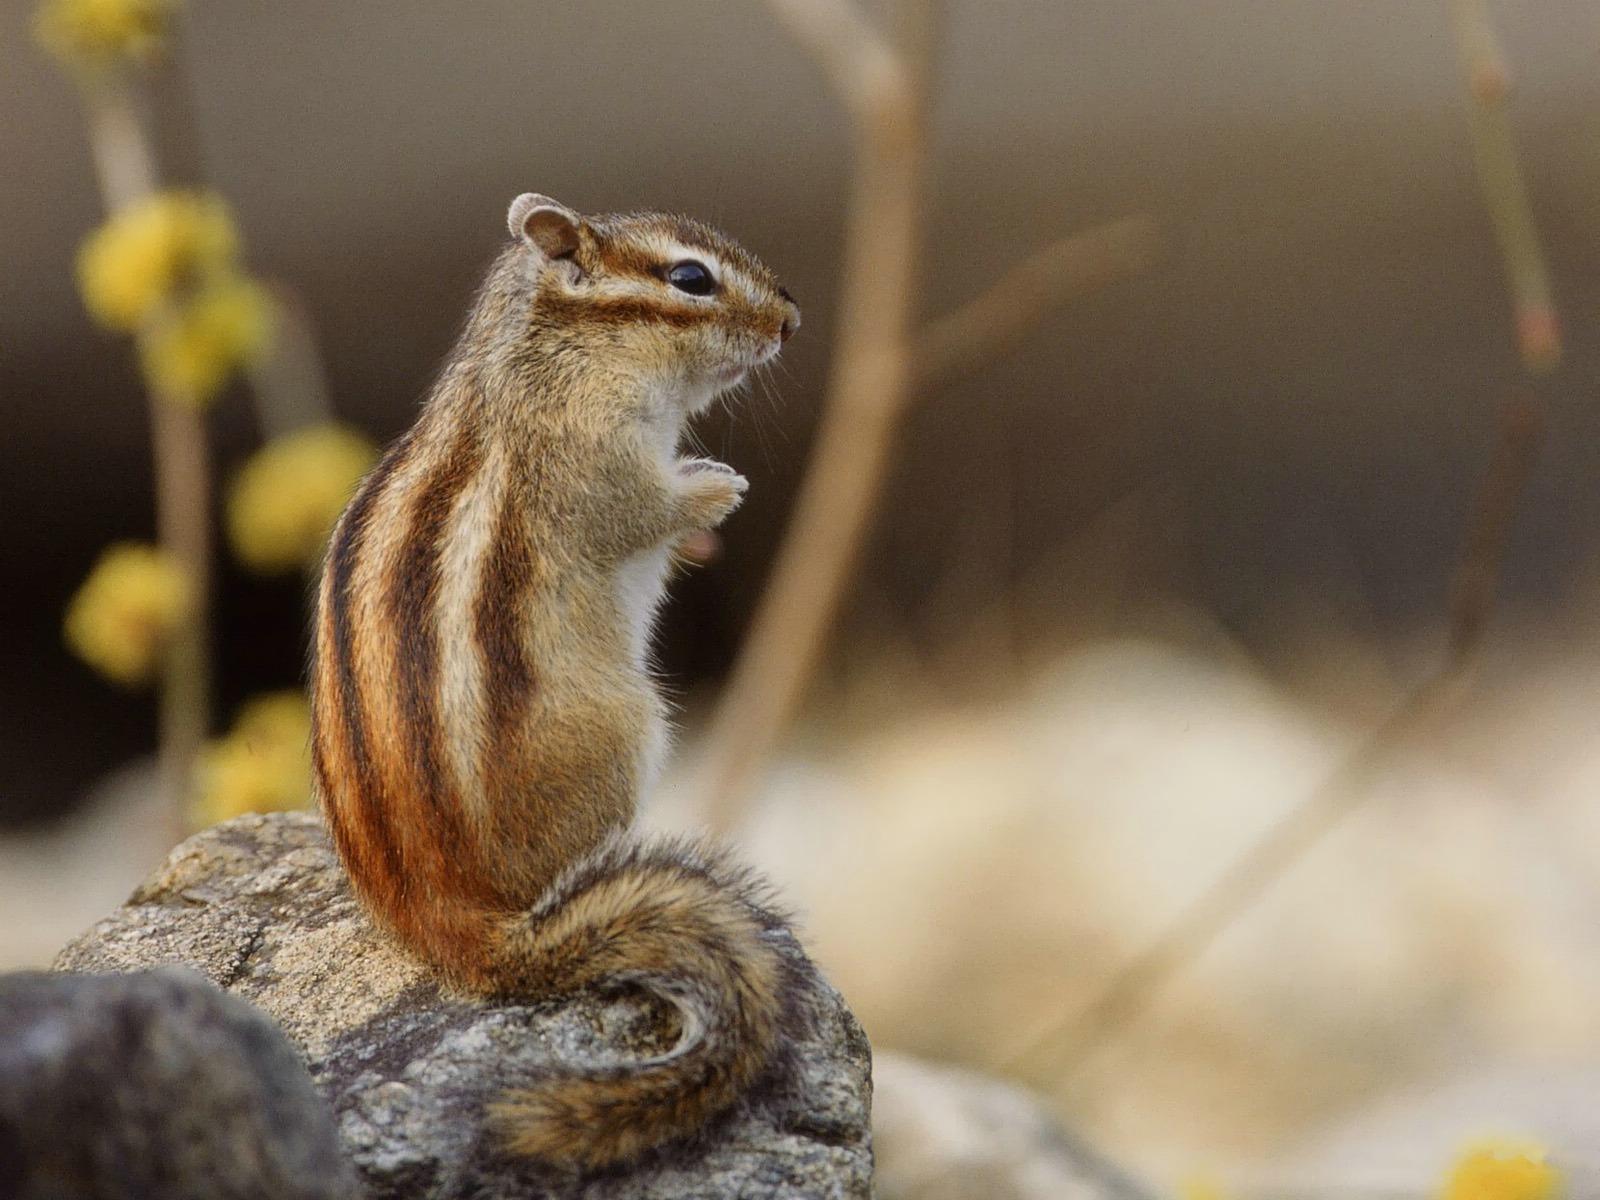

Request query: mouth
[
  {"left": 687, "top": 362, "right": 749, "bottom": 413},
  {"left": 718, "top": 338, "right": 782, "bottom": 384},
  {"left": 708, "top": 337, "right": 782, "bottom": 394}
]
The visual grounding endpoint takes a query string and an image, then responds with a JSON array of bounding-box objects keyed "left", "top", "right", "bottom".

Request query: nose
[{"left": 779, "top": 300, "right": 800, "bottom": 343}]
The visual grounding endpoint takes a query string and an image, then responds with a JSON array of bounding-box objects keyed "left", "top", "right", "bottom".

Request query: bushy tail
[{"left": 486, "top": 835, "right": 810, "bottom": 1169}]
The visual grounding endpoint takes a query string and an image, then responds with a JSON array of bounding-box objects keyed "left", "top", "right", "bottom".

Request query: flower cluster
[
  {"left": 34, "top": 0, "right": 178, "bottom": 69},
  {"left": 227, "top": 423, "right": 377, "bottom": 573},
  {"left": 1177, "top": 1175, "right": 1224, "bottom": 1200},
  {"left": 63, "top": 542, "right": 192, "bottom": 686},
  {"left": 1177, "top": 1140, "right": 1562, "bottom": 1200},
  {"left": 193, "top": 691, "right": 313, "bottom": 826},
  {"left": 77, "top": 191, "right": 234, "bottom": 330},
  {"left": 76, "top": 189, "right": 272, "bottom": 406},
  {"left": 1442, "top": 1142, "right": 1562, "bottom": 1200},
  {"left": 40, "top": 0, "right": 362, "bottom": 836},
  {"left": 142, "top": 275, "right": 273, "bottom": 404}
]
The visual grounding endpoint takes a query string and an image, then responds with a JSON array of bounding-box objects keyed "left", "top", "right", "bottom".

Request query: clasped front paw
[
  {"left": 677, "top": 457, "right": 744, "bottom": 483},
  {"left": 674, "top": 458, "right": 748, "bottom": 529}
]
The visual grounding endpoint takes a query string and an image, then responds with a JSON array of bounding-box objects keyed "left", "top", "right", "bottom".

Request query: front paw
[
  {"left": 675, "top": 459, "right": 748, "bottom": 528},
  {"left": 677, "top": 457, "right": 743, "bottom": 482}
]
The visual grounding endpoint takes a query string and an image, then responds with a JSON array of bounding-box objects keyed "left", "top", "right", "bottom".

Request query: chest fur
[{"left": 613, "top": 545, "right": 674, "bottom": 669}]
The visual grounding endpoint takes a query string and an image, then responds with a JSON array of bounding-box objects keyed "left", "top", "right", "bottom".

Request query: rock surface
[
  {"left": 0, "top": 966, "right": 354, "bottom": 1200},
  {"left": 872, "top": 1052, "right": 1156, "bottom": 1200},
  {"left": 54, "top": 812, "right": 874, "bottom": 1199}
]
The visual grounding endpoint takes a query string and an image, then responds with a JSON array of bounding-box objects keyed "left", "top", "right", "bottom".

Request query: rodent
[{"left": 310, "top": 193, "right": 807, "bottom": 1168}]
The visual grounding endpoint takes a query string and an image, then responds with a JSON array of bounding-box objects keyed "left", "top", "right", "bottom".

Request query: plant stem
[
  {"left": 698, "top": 0, "right": 933, "bottom": 833},
  {"left": 992, "top": 0, "right": 1556, "bottom": 1087},
  {"left": 85, "top": 78, "right": 211, "bottom": 843}
]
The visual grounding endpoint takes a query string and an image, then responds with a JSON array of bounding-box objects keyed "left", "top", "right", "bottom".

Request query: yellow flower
[
  {"left": 63, "top": 542, "right": 192, "bottom": 686},
  {"left": 227, "top": 424, "right": 377, "bottom": 573},
  {"left": 1178, "top": 1174, "right": 1226, "bottom": 1200},
  {"left": 34, "top": 0, "right": 178, "bottom": 68},
  {"left": 142, "top": 274, "right": 274, "bottom": 405},
  {"left": 77, "top": 190, "right": 237, "bottom": 332},
  {"left": 1442, "top": 1141, "right": 1562, "bottom": 1200},
  {"left": 193, "top": 691, "right": 313, "bottom": 826},
  {"left": 77, "top": 192, "right": 237, "bottom": 331}
]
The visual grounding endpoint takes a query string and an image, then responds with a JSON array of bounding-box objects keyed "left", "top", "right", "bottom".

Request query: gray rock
[
  {"left": 54, "top": 811, "right": 874, "bottom": 1199},
  {"left": 0, "top": 966, "right": 354, "bottom": 1200},
  {"left": 872, "top": 1052, "right": 1157, "bottom": 1200}
]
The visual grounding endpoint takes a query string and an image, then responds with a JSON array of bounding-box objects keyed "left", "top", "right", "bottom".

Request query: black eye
[{"left": 666, "top": 260, "right": 717, "bottom": 296}]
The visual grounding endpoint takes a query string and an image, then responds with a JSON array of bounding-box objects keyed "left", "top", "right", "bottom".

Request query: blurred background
[{"left": 7, "top": 0, "right": 1600, "bottom": 1192}]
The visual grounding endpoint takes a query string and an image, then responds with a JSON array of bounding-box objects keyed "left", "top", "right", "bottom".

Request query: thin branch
[
  {"left": 916, "top": 215, "right": 1160, "bottom": 389},
  {"left": 765, "top": 0, "right": 907, "bottom": 126},
  {"left": 1446, "top": 391, "right": 1542, "bottom": 657},
  {"left": 146, "top": 387, "right": 212, "bottom": 844},
  {"left": 994, "top": 388, "right": 1543, "bottom": 1087},
  {"left": 84, "top": 80, "right": 211, "bottom": 845},
  {"left": 695, "top": 0, "right": 936, "bottom": 834},
  {"left": 243, "top": 284, "right": 335, "bottom": 438},
  {"left": 696, "top": 1, "right": 1155, "bottom": 831},
  {"left": 85, "top": 81, "right": 156, "bottom": 208},
  {"left": 1449, "top": 0, "right": 1560, "bottom": 373},
  {"left": 163, "top": 33, "right": 334, "bottom": 441},
  {"left": 990, "top": 0, "right": 1555, "bottom": 1088}
]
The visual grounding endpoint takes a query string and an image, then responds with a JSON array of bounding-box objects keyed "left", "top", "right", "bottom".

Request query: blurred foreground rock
[
  {"left": 872, "top": 1052, "right": 1157, "bottom": 1200},
  {"left": 53, "top": 812, "right": 874, "bottom": 1199},
  {"left": 0, "top": 967, "right": 353, "bottom": 1200}
]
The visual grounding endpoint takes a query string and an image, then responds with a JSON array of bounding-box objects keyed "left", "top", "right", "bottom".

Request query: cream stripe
[
  {"left": 435, "top": 440, "right": 506, "bottom": 820},
  {"left": 346, "top": 425, "right": 453, "bottom": 807}
]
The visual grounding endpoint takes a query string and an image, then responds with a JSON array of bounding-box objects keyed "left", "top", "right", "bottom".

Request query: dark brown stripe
[
  {"left": 310, "top": 702, "right": 359, "bottom": 874},
  {"left": 309, "top": 574, "right": 352, "bottom": 843},
  {"left": 472, "top": 480, "right": 536, "bottom": 759},
  {"left": 537, "top": 293, "right": 726, "bottom": 331},
  {"left": 324, "top": 432, "right": 415, "bottom": 885},
  {"left": 387, "top": 421, "right": 482, "bottom": 875},
  {"left": 595, "top": 243, "right": 671, "bottom": 283}
]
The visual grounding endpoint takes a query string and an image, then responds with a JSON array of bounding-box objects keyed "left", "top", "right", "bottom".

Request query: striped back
[{"left": 311, "top": 408, "right": 516, "bottom": 977}]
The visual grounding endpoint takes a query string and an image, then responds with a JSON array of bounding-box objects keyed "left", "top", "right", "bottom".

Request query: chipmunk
[{"left": 310, "top": 194, "right": 807, "bottom": 1168}]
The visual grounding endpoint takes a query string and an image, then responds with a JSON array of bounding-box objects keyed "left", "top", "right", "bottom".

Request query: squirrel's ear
[{"left": 508, "top": 193, "right": 581, "bottom": 259}]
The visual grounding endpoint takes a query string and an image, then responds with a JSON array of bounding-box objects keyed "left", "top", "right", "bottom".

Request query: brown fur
[
  {"left": 488, "top": 836, "right": 812, "bottom": 1169},
  {"left": 310, "top": 196, "right": 807, "bottom": 1166}
]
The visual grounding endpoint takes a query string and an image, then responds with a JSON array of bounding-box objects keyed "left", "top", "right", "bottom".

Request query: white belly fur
[
  {"left": 614, "top": 544, "right": 673, "bottom": 671},
  {"left": 615, "top": 543, "right": 673, "bottom": 794},
  {"left": 625, "top": 396, "right": 688, "bottom": 794}
]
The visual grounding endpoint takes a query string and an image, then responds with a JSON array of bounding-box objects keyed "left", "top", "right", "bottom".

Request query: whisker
[
  {"left": 759, "top": 366, "right": 794, "bottom": 448},
  {"left": 747, "top": 366, "right": 792, "bottom": 473},
  {"left": 683, "top": 423, "right": 711, "bottom": 460}
]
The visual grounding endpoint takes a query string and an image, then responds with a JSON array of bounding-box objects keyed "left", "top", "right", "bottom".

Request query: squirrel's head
[{"left": 505, "top": 193, "right": 800, "bottom": 411}]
